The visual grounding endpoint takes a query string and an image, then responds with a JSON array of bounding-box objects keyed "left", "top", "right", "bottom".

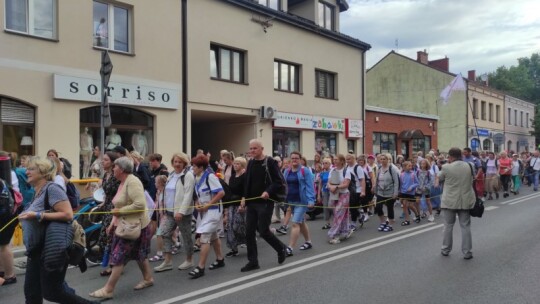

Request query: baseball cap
[{"left": 367, "top": 154, "right": 375, "bottom": 159}]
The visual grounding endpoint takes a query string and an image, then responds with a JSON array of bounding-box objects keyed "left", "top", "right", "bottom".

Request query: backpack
[
  {"left": 59, "top": 157, "right": 72, "bottom": 179},
  {"left": 363, "top": 168, "right": 373, "bottom": 197},
  {"left": 344, "top": 165, "right": 360, "bottom": 205},
  {"left": 263, "top": 156, "right": 287, "bottom": 202},
  {"left": 209, "top": 174, "right": 232, "bottom": 203},
  {"left": 387, "top": 165, "right": 401, "bottom": 190},
  {"left": 66, "top": 182, "right": 80, "bottom": 209},
  {"left": 15, "top": 167, "right": 34, "bottom": 209},
  {"left": 0, "top": 179, "right": 15, "bottom": 216}
]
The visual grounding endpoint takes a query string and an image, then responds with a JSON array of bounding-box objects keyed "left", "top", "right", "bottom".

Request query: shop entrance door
[{"left": 401, "top": 141, "right": 409, "bottom": 161}]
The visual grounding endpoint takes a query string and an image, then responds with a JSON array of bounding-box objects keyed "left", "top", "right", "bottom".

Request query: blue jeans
[{"left": 534, "top": 170, "right": 539, "bottom": 190}]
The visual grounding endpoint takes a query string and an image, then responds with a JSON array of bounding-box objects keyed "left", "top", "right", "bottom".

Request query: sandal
[
  {"left": 321, "top": 223, "right": 331, "bottom": 230},
  {"left": 188, "top": 266, "right": 205, "bottom": 279},
  {"left": 134, "top": 280, "right": 154, "bottom": 290},
  {"left": 401, "top": 221, "right": 410, "bottom": 226},
  {"left": 208, "top": 259, "right": 225, "bottom": 270},
  {"left": 377, "top": 223, "right": 387, "bottom": 231},
  {"left": 382, "top": 226, "right": 393, "bottom": 232},
  {"left": 89, "top": 288, "right": 114, "bottom": 299},
  {"left": 0, "top": 276, "right": 16, "bottom": 286},
  {"left": 100, "top": 269, "right": 112, "bottom": 277},
  {"left": 149, "top": 255, "right": 164, "bottom": 262},
  {"left": 193, "top": 244, "right": 201, "bottom": 252},
  {"left": 299, "top": 242, "right": 313, "bottom": 250},
  {"left": 171, "top": 247, "right": 179, "bottom": 255},
  {"left": 414, "top": 216, "right": 421, "bottom": 223}
]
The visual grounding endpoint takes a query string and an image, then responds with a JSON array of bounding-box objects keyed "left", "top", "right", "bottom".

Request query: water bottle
[{"left": 101, "top": 246, "right": 110, "bottom": 268}]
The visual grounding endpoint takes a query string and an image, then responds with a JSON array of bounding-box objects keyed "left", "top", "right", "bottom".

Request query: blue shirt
[
  {"left": 286, "top": 171, "right": 301, "bottom": 202},
  {"left": 320, "top": 171, "right": 329, "bottom": 193}
]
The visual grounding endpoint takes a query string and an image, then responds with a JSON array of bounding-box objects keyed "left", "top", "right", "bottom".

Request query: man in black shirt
[{"left": 240, "top": 139, "right": 287, "bottom": 272}]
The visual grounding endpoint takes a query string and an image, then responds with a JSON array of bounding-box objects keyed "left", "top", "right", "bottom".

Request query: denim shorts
[{"left": 289, "top": 203, "right": 308, "bottom": 223}]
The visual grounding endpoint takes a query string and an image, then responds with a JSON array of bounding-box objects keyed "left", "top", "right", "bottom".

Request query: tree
[{"left": 487, "top": 52, "right": 540, "bottom": 144}]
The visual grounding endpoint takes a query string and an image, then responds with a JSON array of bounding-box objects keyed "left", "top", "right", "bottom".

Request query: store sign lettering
[
  {"left": 54, "top": 74, "right": 179, "bottom": 110},
  {"left": 274, "top": 112, "right": 345, "bottom": 132},
  {"left": 312, "top": 116, "right": 345, "bottom": 132},
  {"left": 345, "top": 119, "right": 363, "bottom": 138}
]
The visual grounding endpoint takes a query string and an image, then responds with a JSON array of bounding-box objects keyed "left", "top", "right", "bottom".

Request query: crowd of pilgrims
[{"left": 2, "top": 143, "right": 537, "bottom": 302}]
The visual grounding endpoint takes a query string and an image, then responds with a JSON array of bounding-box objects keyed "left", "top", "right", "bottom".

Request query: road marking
[
  {"left": 484, "top": 206, "right": 499, "bottom": 211},
  {"left": 509, "top": 196, "right": 538, "bottom": 205},
  {"left": 182, "top": 224, "right": 444, "bottom": 304},
  {"left": 499, "top": 192, "right": 540, "bottom": 205},
  {"left": 154, "top": 223, "right": 440, "bottom": 304}
]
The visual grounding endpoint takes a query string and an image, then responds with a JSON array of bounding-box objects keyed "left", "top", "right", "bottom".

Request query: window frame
[
  {"left": 507, "top": 108, "right": 512, "bottom": 125},
  {"left": 496, "top": 105, "right": 500, "bottom": 123},
  {"left": 472, "top": 98, "right": 478, "bottom": 119},
  {"left": 210, "top": 44, "right": 246, "bottom": 84},
  {"left": 526, "top": 112, "right": 530, "bottom": 128},
  {"left": 481, "top": 101, "right": 486, "bottom": 120},
  {"left": 257, "top": 0, "right": 281, "bottom": 10},
  {"left": 274, "top": 60, "right": 301, "bottom": 93},
  {"left": 93, "top": 0, "right": 133, "bottom": 54},
  {"left": 520, "top": 111, "right": 524, "bottom": 127},
  {"left": 315, "top": 69, "right": 337, "bottom": 100},
  {"left": 4, "top": 0, "right": 58, "bottom": 40},
  {"left": 318, "top": 1, "right": 335, "bottom": 31},
  {"left": 488, "top": 103, "right": 493, "bottom": 122},
  {"left": 514, "top": 109, "right": 518, "bottom": 126}
]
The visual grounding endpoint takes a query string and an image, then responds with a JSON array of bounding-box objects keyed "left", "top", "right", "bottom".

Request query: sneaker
[
  {"left": 345, "top": 229, "right": 354, "bottom": 239},
  {"left": 329, "top": 238, "right": 341, "bottom": 244},
  {"left": 285, "top": 246, "right": 293, "bottom": 257},
  {"left": 321, "top": 223, "right": 331, "bottom": 230},
  {"left": 225, "top": 250, "right": 239, "bottom": 257},
  {"left": 428, "top": 215, "right": 435, "bottom": 222},
  {"left": 349, "top": 223, "right": 357, "bottom": 231},
  {"left": 178, "top": 261, "right": 195, "bottom": 270},
  {"left": 276, "top": 226, "right": 288, "bottom": 235},
  {"left": 362, "top": 213, "right": 370, "bottom": 222},
  {"left": 154, "top": 262, "right": 173, "bottom": 272}
]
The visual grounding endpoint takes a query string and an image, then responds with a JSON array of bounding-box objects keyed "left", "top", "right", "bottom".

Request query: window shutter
[
  {"left": 317, "top": 72, "right": 327, "bottom": 97},
  {"left": 1, "top": 99, "right": 35, "bottom": 124}
]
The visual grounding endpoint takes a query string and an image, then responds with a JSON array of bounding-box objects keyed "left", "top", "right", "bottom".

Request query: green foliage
[{"left": 488, "top": 53, "right": 540, "bottom": 144}]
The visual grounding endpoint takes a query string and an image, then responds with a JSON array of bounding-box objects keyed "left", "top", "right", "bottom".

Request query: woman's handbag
[
  {"left": 470, "top": 197, "right": 485, "bottom": 218},
  {"left": 115, "top": 217, "right": 141, "bottom": 240}
]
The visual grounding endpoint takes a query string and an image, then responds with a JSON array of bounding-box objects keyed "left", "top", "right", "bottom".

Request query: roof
[
  {"left": 222, "top": 0, "right": 371, "bottom": 51},
  {"left": 367, "top": 50, "right": 456, "bottom": 77}
]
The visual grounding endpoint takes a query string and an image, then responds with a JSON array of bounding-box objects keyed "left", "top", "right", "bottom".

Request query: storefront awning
[{"left": 398, "top": 129, "right": 424, "bottom": 140}]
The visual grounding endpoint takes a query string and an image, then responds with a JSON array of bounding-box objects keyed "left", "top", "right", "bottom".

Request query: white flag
[{"left": 439, "top": 74, "right": 466, "bottom": 105}]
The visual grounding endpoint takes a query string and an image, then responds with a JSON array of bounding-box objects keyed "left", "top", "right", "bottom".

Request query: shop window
[
  {"left": 373, "top": 132, "right": 396, "bottom": 159},
  {"left": 0, "top": 97, "right": 36, "bottom": 157},
  {"left": 471, "top": 138, "right": 480, "bottom": 151},
  {"left": 80, "top": 105, "right": 154, "bottom": 175},
  {"left": 93, "top": 1, "right": 132, "bottom": 53},
  {"left": 272, "top": 129, "right": 300, "bottom": 159},
  {"left": 347, "top": 140, "right": 355, "bottom": 155},
  {"left": 5, "top": 0, "right": 57, "bottom": 39},
  {"left": 315, "top": 132, "right": 337, "bottom": 156},
  {"left": 483, "top": 139, "right": 491, "bottom": 151}
]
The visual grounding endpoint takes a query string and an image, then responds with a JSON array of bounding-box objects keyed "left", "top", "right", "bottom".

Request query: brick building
[{"left": 365, "top": 107, "right": 438, "bottom": 160}]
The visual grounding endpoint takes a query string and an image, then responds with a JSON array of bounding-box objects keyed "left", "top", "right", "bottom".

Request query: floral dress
[{"left": 97, "top": 172, "right": 120, "bottom": 253}]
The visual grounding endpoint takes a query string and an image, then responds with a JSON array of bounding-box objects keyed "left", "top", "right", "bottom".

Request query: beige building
[
  {"left": 0, "top": 0, "right": 369, "bottom": 178},
  {"left": 504, "top": 95, "right": 535, "bottom": 152},
  {"left": 0, "top": 0, "right": 182, "bottom": 178},
  {"left": 186, "top": 0, "right": 370, "bottom": 159},
  {"left": 467, "top": 71, "right": 505, "bottom": 152}
]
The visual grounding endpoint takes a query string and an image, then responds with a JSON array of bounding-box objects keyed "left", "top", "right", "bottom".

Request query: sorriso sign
[{"left": 53, "top": 74, "right": 180, "bottom": 110}]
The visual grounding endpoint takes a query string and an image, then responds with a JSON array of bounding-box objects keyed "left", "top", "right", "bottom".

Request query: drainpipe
[{"left": 181, "top": 0, "right": 188, "bottom": 152}]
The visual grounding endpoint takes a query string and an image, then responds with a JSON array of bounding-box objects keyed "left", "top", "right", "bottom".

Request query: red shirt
[{"left": 498, "top": 157, "right": 512, "bottom": 175}]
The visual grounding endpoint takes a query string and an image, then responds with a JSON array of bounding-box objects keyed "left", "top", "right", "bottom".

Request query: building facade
[
  {"left": 504, "top": 95, "right": 535, "bottom": 153},
  {"left": 186, "top": 0, "right": 370, "bottom": 160},
  {"left": 366, "top": 51, "right": 467, "bottom": 154},
  {"left": 365, "top": 107, "right": 437, "bottom": 160}
]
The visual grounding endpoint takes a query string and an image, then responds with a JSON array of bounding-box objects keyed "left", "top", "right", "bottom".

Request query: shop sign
[
  {"left": 274, "top": 112, "right": 315, "bottom": 129},
  {"left": 345, "top": 119, "right": 363, "bottom": 138},
  {"left": 477, "top": 129, "right": 489, "bottom": 137},
  {"left": 53, "top": 74, "right": 180, "bottom": 110},
  {"left": 312, "top": 116, "right": 345, "bottom": 132}
]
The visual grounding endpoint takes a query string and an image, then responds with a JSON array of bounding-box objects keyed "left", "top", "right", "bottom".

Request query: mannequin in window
[
  {"left": 95, "top": 17, "right": 108, "bottom": 47},
  {"left": 105, "top": 128, "right": 122, "bottom": 151},
  {"left": 131, "top": 129, "right": 148, "bottom": 157},
  {"left": 80, "top": 127, "right": 93, "bottom": 178}
]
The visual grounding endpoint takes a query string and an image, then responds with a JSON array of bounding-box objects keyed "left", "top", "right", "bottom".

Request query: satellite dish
[{"left": 480, "top": 74, "right": 488, "bottom": 81}]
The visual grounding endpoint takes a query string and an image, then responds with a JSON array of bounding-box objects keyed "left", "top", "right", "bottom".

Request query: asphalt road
[{"left": 2, "top": 187, "right": 540, "bottom": 304}]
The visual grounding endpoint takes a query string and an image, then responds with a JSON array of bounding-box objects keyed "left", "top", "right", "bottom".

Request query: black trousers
[
  {"left": 500, "top": 174, "right": 511, "bottom": 192},
  {"left": 349, "top": 193, "right": 361, "bottom": 222},
  {"left": 245, "top": 201, "right": 285, "bottom": 265},
  {"left": 24, "top": 251, "right": 94, "bottom": 304}
]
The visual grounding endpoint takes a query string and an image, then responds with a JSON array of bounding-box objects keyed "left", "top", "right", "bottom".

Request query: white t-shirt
[
  {"left": 195, "top": 173, "right": 223, "bottom": 205},
  {"left": 347, "top": 165, "right": 364, "bottom": 193},
  {"left": 530, "top": 157, "right": 540, "bottom": 171},
  {"left": 329, "top": 167, "right": 351, "bottom": 194},
  {"left": 164, "top": 172, "right": 182, "bottom": 210},
  {"left": 54, "top": 174, "right": 66, "bottom": 192},
  {"left": 511, "top": 160, "right": 520, "bottom": 176},
  {"left": 429, "top": 163, "right": 439, "bottom": 176}
]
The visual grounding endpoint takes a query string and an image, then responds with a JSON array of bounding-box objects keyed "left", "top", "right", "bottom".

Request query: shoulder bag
[{"left": 115, "top": 182, "right": 142, "bottom": 240}]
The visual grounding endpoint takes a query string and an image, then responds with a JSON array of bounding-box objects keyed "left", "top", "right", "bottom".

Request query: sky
[{"left": 340, "top": 0, "right": 540, "bottom": 75}]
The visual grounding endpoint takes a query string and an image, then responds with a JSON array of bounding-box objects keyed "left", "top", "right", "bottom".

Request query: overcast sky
[{"left": 340, "top": 0, "right": 540, "bottom": 75}]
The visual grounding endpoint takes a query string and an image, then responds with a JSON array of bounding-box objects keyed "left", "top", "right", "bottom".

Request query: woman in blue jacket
[{"left": 283, "top": 151, "right": 316, "bottom": 257}]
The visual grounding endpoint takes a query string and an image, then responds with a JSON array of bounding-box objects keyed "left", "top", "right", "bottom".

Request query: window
[
  {"left": 507, "top": 140, "right": 512, "bottom": 152},
  {"left": 373, "top": 132, "right": 397, "bottom": 158},
  {"left": 520, "top": 111, "right": 524, "bottom": 127},
  {"left": 315, "top": 70, "right": 336, "bottom": 99},
  {"left": 496, "top": 105, "right": 500, "bottom": 123},
  {"left": 481, "top": 101, "right": 486, "bottom": 120},
  {"left": 5, "top": 0, "right": 56, "bottom": 39},
  {"left": 257, "top": 0, "right": 280, "bottom": 10},
  {"left": 488, "top": 103, "right": 493, "bottom": 122},
  {"left": 316, "top": 132, "right": 337, "bottom": 155},
  {"left": 514, "top": 109, "right": 518, "bottom": 126},
  {"left": 274, "top": 61, "right": 299, "bottom": 93},
  {"left": 210, "top": 44, "right": 245, "bottom": 83},
  {"left": 526, "top": 113, "right": 530, "bottom": 128},
  {"left": 93, "top": 1, "right": 131, "bottom": 53},
  {"left": 472, "top": 98, "right": 478, "bottom": 119},
  {"left": 483, "top": 139, "right": 491, "bottom": 151},
  {"left": 0, "top": 97, "right": 35, "bottom": 155},
  {"left": 508, "top": 108, "right": 511, "bottom": 125},
  {"left": 272, "top": 129, "right": 300, "bottom": 158},
  {"left": 318, "top": 1, "right": 334, "bottom": 30},
  {"left": 470, "top": 138, "right": 480, "bottom": 151}
]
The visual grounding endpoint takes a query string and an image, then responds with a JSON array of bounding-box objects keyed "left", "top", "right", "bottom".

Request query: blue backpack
[{"left": 15, "top": 167, "right": 34, "bottom": 209}]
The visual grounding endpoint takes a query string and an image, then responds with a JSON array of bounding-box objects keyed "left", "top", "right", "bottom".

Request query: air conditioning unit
[{"left": 260, "top": 106, "right": 277, "bottom": 120}]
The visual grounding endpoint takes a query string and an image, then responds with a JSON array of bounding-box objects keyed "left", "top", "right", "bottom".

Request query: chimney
[
  {"left": 417, "top": 49, "right": 428, "bottom": 64},
  {"left": 468, "top": 70, "right": 476, "bottom": 81},
  {"left": 428, "top": 57, "right": 449, "bottom": 72}
]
